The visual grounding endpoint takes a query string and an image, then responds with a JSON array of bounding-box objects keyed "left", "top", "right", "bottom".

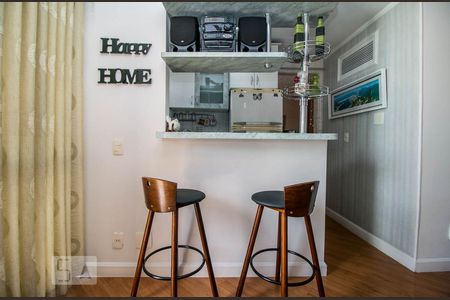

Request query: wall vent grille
[{"left": 338, "top": 31, "right": 378, "bottom": 81}]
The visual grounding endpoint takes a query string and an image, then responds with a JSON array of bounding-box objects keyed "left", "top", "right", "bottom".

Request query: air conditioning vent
[
  {"left": 338, "top": 31, "right": 378, "bottom": 81},
  {"left": 341, "top": 41, "right": 374, "bottom": 75}
]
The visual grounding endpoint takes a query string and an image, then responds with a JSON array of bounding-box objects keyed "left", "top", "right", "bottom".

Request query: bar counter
[{"left": 150, "top": 130, "right": 337, "bottom": 277}]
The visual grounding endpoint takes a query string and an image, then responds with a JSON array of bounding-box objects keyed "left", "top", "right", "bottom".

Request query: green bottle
[
  {"left": 310, "top": 74, "right": 320, "bottom": 96},
  {"left": 292, "top": 14, "right": 305, "bottom": 61},
  {"left": 315, "top": 16, "right": 325, "bottom": 55}
]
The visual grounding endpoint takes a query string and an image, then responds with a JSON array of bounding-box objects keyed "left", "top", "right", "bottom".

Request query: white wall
[
  {"left": 416, "top": 2, "right": 450, "bottom": 272},
  {"left": 83, "top": 2, "right": 168, "bottom": 273},
  {"left": 84, "top": 2, "right": 329, "bottom": 277}
]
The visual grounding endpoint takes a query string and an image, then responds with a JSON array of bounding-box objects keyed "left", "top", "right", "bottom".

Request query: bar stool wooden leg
[
  {"left": 235, "top": 205, "right": 264, "bottom": 297},
  {"left": 194, "top": 203, "right": 219, "bottom": 297},
  {"left": 171, "top": 209, "right": 179, "bottom": 297},
  {"left": 305, "top": 215, "right": 325, "bottom": 297},
  {"left": 280, "top": 211, "right": 288, "bottom": 297},
  {"left": 275, "top": 211, "right": 282, "bottom": 282},
  {"left": 131, "top": 211, "right": 155, "bottom": 297}
]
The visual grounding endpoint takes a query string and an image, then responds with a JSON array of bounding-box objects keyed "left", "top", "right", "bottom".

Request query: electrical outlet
[
  {"left": 112, "top": 232, "right": 124, "bottom": 249},
  {"left": 136, "top": 232, "right": 152, "bottom": 249}
]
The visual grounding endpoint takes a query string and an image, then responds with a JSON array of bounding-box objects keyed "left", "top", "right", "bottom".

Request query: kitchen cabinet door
[
  {"left": 230, "top": 72, "right": 278, "bottom": 89},
  {"left": 254, "top": 72, "right": 278, "bottom": 88},
  {"left": 229, "top": 72, "right": 255, "bottom": 88},
  {"left": 169, "top": 71, "right": 195, "bottom": 108}
]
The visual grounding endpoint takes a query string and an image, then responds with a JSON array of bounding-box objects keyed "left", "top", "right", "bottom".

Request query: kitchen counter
[{"left": 156, "top": 131, "right": 338, "bottom": 140}]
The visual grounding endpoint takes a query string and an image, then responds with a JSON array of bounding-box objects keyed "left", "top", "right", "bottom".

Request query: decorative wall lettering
[
  {"left": 100, "top": 38, "right": 152, "bottom": 55},
  {"left": 98, "top": 68, "right": 152, "bottom": 84},
  {"left": 98, "top": 37, "right": 152, "bottom": 85}
]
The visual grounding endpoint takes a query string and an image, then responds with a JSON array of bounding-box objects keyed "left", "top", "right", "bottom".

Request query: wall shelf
[{"left": 161, "top": 52, "right": 288, "bottom": 73}]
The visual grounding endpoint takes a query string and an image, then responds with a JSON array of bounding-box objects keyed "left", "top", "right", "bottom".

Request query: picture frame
[{"left": 328, "top": 68, "right": 387, "bottom": 119}]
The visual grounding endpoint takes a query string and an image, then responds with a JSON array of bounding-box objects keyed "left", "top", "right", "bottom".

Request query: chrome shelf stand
[{"left": 282, "top": 12, "right": 331, "bottom": 133}]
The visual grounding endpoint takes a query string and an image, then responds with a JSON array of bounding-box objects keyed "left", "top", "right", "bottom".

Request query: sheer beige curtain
[{"left": 0, "top": 2, "right": 84, "bottom": 296}]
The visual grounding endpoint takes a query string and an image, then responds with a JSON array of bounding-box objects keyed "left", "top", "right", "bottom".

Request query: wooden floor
[{"left": 67, "top": 217, "right": 450, "bottom": 297}]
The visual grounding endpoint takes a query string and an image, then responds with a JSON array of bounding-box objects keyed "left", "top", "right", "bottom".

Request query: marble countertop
[{"left": 156, "top": 131, "right": 338, "bottom": 141}]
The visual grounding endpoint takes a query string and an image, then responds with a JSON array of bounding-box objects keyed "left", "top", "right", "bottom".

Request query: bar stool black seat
[
  {"left": 131, "top": 178, "right": 218, "bottom": 297},
  {"left": 236, "top": 181, "right": 325, "bottom": 298},
  {"left": 252, "top": 191, "right": 284, "bottom": 208},
  {"left": 176, "top": 189, "right": 205, "bottom": 207}
]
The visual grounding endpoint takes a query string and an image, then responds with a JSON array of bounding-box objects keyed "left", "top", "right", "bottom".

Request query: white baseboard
[
  {"left": 92, "top": 261, "right": 327, "bottom": 278},
  {"left": 92, "top": 209, "right": 450, "bottom": 277},
  {"left": 415, "top": 257, "right": 450, "bottom": 272},
  {"left": 326, "top": 208, "right": 416, "bottom": 271}
]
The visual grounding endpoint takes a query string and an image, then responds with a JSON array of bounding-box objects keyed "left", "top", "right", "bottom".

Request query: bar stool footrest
[
  {"left": 250, "top": 247, "right": 316, "bottom": 287},
  {"left": 143, "top": 245, "right": 206, "bottom": 281}
]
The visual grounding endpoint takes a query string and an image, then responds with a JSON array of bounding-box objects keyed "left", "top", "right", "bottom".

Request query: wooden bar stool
[
  {"left": 131, "top": 178, "right": 219, "bottom": 297},
  {"left": 235, "top": 181, "right": 325, "bottom": 297}
]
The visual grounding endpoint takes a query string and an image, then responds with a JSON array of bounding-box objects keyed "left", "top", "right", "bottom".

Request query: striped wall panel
[{"left": 323, "top": 3, "right": 421, "bottom": 255}]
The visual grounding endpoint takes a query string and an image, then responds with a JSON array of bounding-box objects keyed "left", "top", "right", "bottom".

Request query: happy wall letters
[{"left": 98, "top": 38, "right": 152, "bottom": 85}]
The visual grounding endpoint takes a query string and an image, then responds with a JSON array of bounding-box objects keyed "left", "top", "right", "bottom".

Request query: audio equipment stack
[{"left": 169, "top": 15, "right": 270, "bottom": 53}]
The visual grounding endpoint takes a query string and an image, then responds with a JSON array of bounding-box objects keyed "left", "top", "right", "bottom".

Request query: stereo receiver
[{"left": 200, "top": 16, "right": 237, "bottom": 52}]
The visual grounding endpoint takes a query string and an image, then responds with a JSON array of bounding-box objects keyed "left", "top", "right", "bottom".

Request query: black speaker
[
  {"left": 169, "top": 16, "right": 199, "bottom": 52},
  {"left": 238, "top": 17, "right": 267, "bottom": 52}
]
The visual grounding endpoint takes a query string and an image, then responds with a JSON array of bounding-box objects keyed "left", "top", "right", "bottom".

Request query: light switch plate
[
  {"left": 112, "top": 139, "right": 123, "bottom": 156},
  {"left": 344, "top": 132, "right": 350, "bottom": 143},
  {"left": 374, "top": 111, "right": 384, "bottom": 125}
]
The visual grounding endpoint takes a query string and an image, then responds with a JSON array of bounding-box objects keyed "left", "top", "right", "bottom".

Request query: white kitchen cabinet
[
  {"left": 254, "top": 72, "right": 278, "bottom": 88},
  {"left": 168, "top": 71, "right": 195, "bottom": 108},
  {"left": 229, "top": 72, "right": 255, "bottom": 88},
  {"left": 229, "top": 72, "right": 278, "bottom": 89}
]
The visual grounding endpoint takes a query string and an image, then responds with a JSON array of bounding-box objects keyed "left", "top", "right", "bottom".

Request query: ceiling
[
  {"left": 164, "top": 2, "right": 338, "bottom": 27},
  {"left": 272, "top": 2, "right": 390, "bottom": 49},
  {"left": 325, "top": 2, "right": 390, "bottom": 48}
]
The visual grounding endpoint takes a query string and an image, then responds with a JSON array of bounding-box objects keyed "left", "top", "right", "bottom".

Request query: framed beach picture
[{"left": 329, "top": 68, "right": 387, "bottom": 119}]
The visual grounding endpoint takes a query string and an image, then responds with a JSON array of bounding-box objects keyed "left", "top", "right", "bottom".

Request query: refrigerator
[{"left": 230, "top": 88, "right": 283, "bottom": 132}]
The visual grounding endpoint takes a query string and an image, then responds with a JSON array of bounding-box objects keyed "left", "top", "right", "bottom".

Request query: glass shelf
[{"left": 282, "top": 84, "right": 330, "bottom": 100}]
